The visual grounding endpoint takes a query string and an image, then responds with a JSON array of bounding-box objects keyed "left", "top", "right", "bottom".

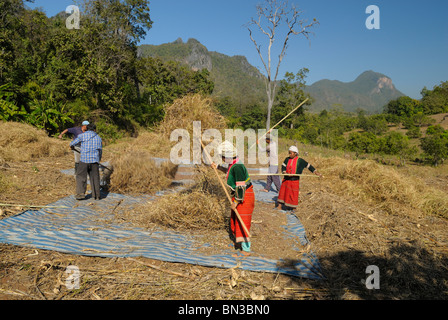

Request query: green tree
[
  {"left": 420, "top": 81, "right": 448, "bottom": 114},
  {"left": 272, "top": 68, "right": 311, "bottom": 129},
  {"left": 406, "top": 126, "right": 422, "bottom": 139},
  {"left": 384, "top": 96, "right": 422, "bottom": 118},
  {"left": 358, "top": 114, "right": 388, "bottom": 135},
  {"left": 347, "top": 132, "right": 381, "bottom": 155},
  {"left": 136, "top": 57, "right": 214, "bottom": 126},
  {"left": 27, "top": 93, "right": 74, "bottom": 135},
  {"left": 381, "top": 131, "right": 410, "bottom": 155},
  {"left": 0, "top": 83, "right": 26, "bottom": 121},
  {"left": 420, "top": 132, "right": 448, "bottom": 166},
  {"left": 240, "top": 104, "right": 267, "bottom": 130}
]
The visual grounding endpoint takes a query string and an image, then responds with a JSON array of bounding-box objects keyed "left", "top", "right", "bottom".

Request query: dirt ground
[{"left": 1, "top": 149, "right": 448, "bottom": 301}]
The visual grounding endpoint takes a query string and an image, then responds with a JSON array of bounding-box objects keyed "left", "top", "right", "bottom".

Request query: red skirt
[
  {"left": 277, "top": 179, "right": 300, "bottom": 208},
  {"left": 231, "top": 185, "right": 255, "bottom": 243}
]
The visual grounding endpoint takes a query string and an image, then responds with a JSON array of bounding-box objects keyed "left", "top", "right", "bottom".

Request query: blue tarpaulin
[{"left": 0, "top": 164, "right": 324, "bottom": 280}]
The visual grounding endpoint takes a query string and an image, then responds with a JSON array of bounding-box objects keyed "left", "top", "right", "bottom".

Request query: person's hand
[
  {"left": 231, "top": 201, "right": 238, "bottom": 211},
  {"left": 315, "top": 171, "right": 323, "bottom": 178},
  {"left": 58, "top": 134, "right": 63, "bottom": 139},
  {"left": 211, "top": 162, "right": 217, "bottom": 169}
]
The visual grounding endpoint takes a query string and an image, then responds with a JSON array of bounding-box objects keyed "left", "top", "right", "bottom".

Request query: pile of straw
[
  {"left": 0, "top": 122, "right": 68, "bottom": 161},
  {"left": 109, "top": 150, "right": 178, "bottom": 195},
  {"left": 118, "top": 166, "right": 229, "bottom": 231},
  {"left": 106, "top": 94, "right": 228, "bottom": 160},
  {"left": 319, "top": 157, "right": 448, "bottom": 219},
  {"left": 157, "top": 94, "right": 227, "bottom": 138}
]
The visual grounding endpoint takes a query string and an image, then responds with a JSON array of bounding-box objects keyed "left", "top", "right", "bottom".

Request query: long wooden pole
[
  {"left": 199, "top": 140, "right": 251, "bottom": 238},
  {"left": 249, "top": 98, "right": 309, "bottom": 151},
  {"left": 250, "top": 173, "right": 322, "bottom": 178},
  {"left": 0, "top": 203, "right": 69, "bottom": 209}
]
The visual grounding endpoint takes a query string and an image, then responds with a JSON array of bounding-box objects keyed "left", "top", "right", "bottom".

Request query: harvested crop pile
[
  {"left": 142, "top": 191, "right": 227, "bottom": 231},
  {"left": 147, "top": 166, "right": 229, "bottom": 231},
  {"left": 106, "top": 94, "right": 228, "bottom": 159},
  {"left": 318, "top": 157, "right": 448, "bottom": 219},
  {"left": 116, "top": 166, "right": 229, "bottom": 231},
  {"left": 0, "top": 121, "right": 68, "bottom": 162},
  {"left": 157, "top": 94, "right": 227, "bottom": 138},
  {"left": 109, "top": 150, "right": 178, "bottom": 195}
]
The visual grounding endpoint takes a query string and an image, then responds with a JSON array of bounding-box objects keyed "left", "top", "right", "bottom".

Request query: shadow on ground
[{"left": 278, "top": 241, "right": 448, "bottom": 299}]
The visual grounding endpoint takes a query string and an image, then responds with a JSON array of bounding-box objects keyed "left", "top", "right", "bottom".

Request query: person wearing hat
[
  {"left": 211, "top": 141, "right": 255, "bottom": 257},
  {"left": 59, "top": 121, "right": 90, "bottom": 174},
  {"left": 69, "top": 123, "right": 103, "bottom": 201},
  {"left": 277, "top": 146, "right": 322, "bottom": 211},
  {"left": 257, "top": 134, "right": 281, "bottom": 193}
]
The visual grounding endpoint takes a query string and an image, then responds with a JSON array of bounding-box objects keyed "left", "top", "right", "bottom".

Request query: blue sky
[{"left": 27, "top": 0, "right": 448, "bottom": 99}]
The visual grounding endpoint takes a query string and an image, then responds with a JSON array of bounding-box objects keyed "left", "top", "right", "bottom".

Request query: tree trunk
[{"left": 266, "top": 99, "right": 273, "bottom": 131}]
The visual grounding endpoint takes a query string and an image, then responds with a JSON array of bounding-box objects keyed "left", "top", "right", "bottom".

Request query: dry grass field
[{"left": 1, "top": 96, "right": 447, "bottom": 301}]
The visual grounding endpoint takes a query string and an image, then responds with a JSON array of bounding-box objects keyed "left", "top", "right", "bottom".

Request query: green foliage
[
  {"left": 358, "top": 113, "right": 388, "bottom": 135},
  {"left": 138, "top": 39, "right": 267, "bottom": 109},
  {"left": 215, "top": 96, "right": 240, "bottom": 128},
  {"left": 347, "top": 132, "right": 381, "bottom": 155},
  {"left": 381, "top": 131, "right": 410, "bottom": 156},
  {"left": 240, "top": 104, "right": 267, "bottom": 130},
  {"left": 95, "top": 118, "right": 124, "bottom": 143},
  {"left": 420, "top": 125, "right": 448, "bottom": 166},
  {"left": 137, "top": 57, "right": 214, "bottom": 111},
  {"left": 0, "top": 0, "right": 216, "bottom": 137},
  {"left": 271, "top": 69, "right": 310, "bottom": 129},
  {"left": 420, "top": 81, "right": 448, "bottom": 114},
  {"left": 27, "top": 93, "right": 75, "bottom": 135},
  {"left": 406, "top": 126, "right": 422, "bottom": 139},
  {"left": 0, "top": 83, "right": 26, "bottom": 121},
  {"left": 384, "top": 96, "right": 422, "bottom": 118}
]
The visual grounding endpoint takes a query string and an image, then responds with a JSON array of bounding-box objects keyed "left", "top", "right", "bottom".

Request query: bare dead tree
[{"left": 247, "top": 0, "right": 318, "bottom": 130}]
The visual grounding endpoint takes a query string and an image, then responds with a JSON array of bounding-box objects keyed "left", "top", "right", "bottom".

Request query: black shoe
[{"left": 75, "top": 194, "right": 85, "bottom": 200}]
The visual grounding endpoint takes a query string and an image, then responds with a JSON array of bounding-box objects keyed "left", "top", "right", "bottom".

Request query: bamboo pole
[
  {"left": 248, "top": 98, "right": 309, "bottom": 151},
  {"left": 250, "top": 173, "right": 322, "bottom": 178},
  {"left": 199, "top": 140, "right": 251, "bottom": 238},
  {"left": 0, "top": 203, "right": 69, "bottom": 209}
]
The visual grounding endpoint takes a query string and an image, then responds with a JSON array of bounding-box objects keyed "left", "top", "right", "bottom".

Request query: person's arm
[
  {"left": 58, "top": 129, "right": 69, "bottom": 139},
  {"left": 306, "top": 162, "right": 323, "bottom": 177},
  {"left": 211, "top": 162, "right": 228, "bottom": 174},
  {"left": 281, "top": 157, "right": 288, "bottom": 174}
]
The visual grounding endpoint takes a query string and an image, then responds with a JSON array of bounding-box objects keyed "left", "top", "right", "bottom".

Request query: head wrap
[
  {"left": 289, "top": 146, "right": 299, "bottom": 154},
  {"left": 82, "top": 120, "right": 90, "bottom": 126}
]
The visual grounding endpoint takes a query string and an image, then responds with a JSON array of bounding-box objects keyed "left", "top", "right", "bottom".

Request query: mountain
[
  {"left": 138, "top": 38, "right": 267, "bottom": 107},
  {"left": 305, "top": 71, "right": 405, "bottom": 113},
  {"left": 138, "top": 39, "right": 405, "bottom": 113}
]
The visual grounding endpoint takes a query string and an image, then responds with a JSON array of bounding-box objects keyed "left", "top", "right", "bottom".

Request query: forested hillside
[
  {"left": 139, "top": 38, "right": 267, "bottom": 108},
  {"left": 0, "top": 0, "right": 213, "bottom": 139},
  {"left": 1, "top": 0, "right": 447, "bottom": 166},
  {"left": 305, "top": 71, "right": 405, "bottom": 113}
]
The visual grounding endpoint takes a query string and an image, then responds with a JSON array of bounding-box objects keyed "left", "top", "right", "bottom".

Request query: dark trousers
[
  {"left": 76, "top": 162, "right": 101, "bottom": 199},
  {"left": 266, "top": 165, "right": 282, "bottom": 192}
]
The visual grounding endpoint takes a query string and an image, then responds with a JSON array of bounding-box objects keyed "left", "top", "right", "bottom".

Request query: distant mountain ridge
[
  {"left": 138, "top": 39, "right": 405, "bottom": 113},
  {"left": 305, "top": 71, "right": 405, "bottom": 113},
  {"left": 138, "top": 38, "right": 267, "bottom": 107}
]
